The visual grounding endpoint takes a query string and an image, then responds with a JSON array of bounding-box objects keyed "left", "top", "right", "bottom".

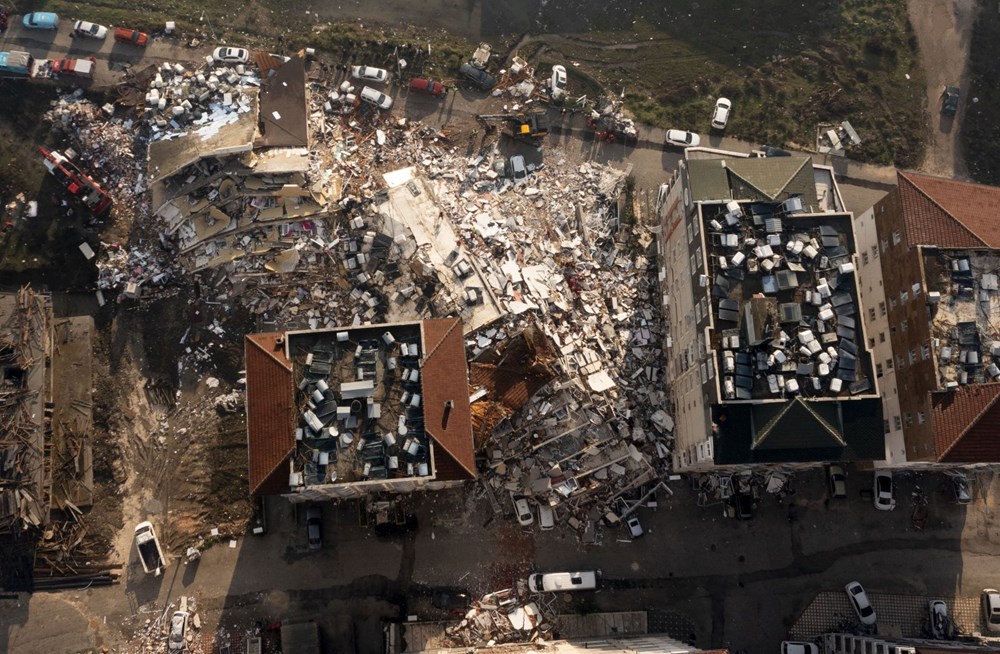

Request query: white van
[
  {"left": 360, "top": 86, "right": 393, "bottom": 110},
  {"left": 528, "top": 570, "right": 599, "bottom": 592}
]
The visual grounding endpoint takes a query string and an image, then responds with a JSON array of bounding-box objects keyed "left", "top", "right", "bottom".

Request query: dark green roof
[
  {"left": 687, "top": 156, "right": 818, "bottom": 206},
  {"left": 751, "top": 398, "right": 846, "bottom": 450}
]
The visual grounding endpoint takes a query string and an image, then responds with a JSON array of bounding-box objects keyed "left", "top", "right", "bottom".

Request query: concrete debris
[{"left": 439, "top": 587, "right": 557, "bottom": 648}]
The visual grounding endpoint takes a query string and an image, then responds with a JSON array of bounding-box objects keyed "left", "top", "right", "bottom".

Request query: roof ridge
[
  {"left": 728, "top": 157, "right": 809, "bottom": 201},
  {"left": 249, "top": 446, "right": 295, "bottom": 495},
  {"left": 938, "top": 383, "right": 1000, "bottom": 460},
  {"left": 246, "top": 333, "right": 292, "bottom": 371},
  {"left": 797, "top": 398, "right": 846, "bottom": 446},
  {"left": 753, "top": 399, "right": 794, "bottom": 447},
  {"left": 420, "top": 317, "right": 462, "bottom": 364},
  {"left": 899, "top": 171, "right": 989, "bottom": 247}
]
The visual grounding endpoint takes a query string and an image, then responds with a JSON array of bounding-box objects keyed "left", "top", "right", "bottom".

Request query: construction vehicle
[
  {"left": 476, "top": 111, "right": 549, "bottom": 143},
  {"left": 134, "top": 521, "right": 166, "bottom": 575},
  {"left": 39, "top": 146, "right": 112, "bottom": 216}
]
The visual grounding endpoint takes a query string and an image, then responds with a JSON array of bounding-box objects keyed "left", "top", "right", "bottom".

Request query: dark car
[
  {"left": 758, "top": 145, "right": 792, "bottom": 157},
  {"left": 459, "top": 62, "right": 497, "bottom": 91},
  {"left": 306, "top": 506, "right": 322, "bottom": 550},
  {"left": 952, "top": 474, "right": 971, "bottom": 504},
  {"left": 410, "top": 78, "right": 445, "bottom": 96},
  {"left": 432, "top": 589, "right": 472, "bottom": 612},
  {"left": 735, "top": 491, "right": 753, "bottom": 520},
  {"left": 828, "top": 464, "right": 847, "bottom": 499},
  {"left": 941, "top": 86, "right": 960, "bottom": 117}
]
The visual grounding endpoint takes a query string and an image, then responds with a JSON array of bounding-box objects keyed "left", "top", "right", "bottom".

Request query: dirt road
[{"left": 907, "top": 0, "right": 979, "bottom": 178}]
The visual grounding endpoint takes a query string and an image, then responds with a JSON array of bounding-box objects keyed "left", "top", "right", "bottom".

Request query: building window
[
  {"left": 909, "top": 349, "right": 916, "bottom": 364},
  {"left": 868, "top": 307, "right": 876, "bottom": 322},
  {"left": 872, "top": 244, "right": 879, "bottom": 259},
  {"left": 892, "top": 230, "right": 902, "bottom": 245},
  {"left": 901, "top": 320, "right": 908, "bottom": 332},
  {"left": 876, "top": 362, "right": 884, "bottom": 377},
  {"left": 879, "top": 301, "right": 886, "bottom": 316},
  {"left": 879, "top": 332, "right": 886, "bottom": 343},
  {"left": 905, "top": 413, "right": 913, "bottom": 427},
  {"left": 912, "top": 282, "right": 921, "bottom": 296},
  {"left": 868, "top": 337, "right": 875, "bottom": 349},
  {"left": 685, "top": 219, "right": 692, "bottom": 244},
  {"left": 689, "top": 254, "right": 696, "bottom": 276},
  {"left": 893, "top": 415, "right": 903, "bottom": 431},
  {"left": 897, "top": 354, "right": 905, "bottom": 369},
  {"left": 884, "top": 419, "right": 891, "bottom": 434},
  {"left": 695, "top": 302, "right": 703, "bottom": 323},
  {"left": 886, "top": 358, "right": 893, "bottom": 370},
  {"left": 862, "top": 251, "right": 869, "bottom": 265},
  {"left": 707, "top": 360, "right": 715, "bottom": 379},
  {"left": 889, "top": 298, "right": 897, "bottom": 310},
  {"left": 918, "top": 412, "right": 925, "bottom": 424},
  {"left": 693, "top": 215, "right": 700, "bottom": 237},
  {"left": 695, "top": 246, "right": 703, "bottom": 269},
  {"left": 881, "top": 238, "right": 889, "bottom": 253},
  {"left": 921, "top": 344, "right": 930, "bottom": 360},
  {"left": 900, "top": 291, "right": 909, "bottom": 304}
]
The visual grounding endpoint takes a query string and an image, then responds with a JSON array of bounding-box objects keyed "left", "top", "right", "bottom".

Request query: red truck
[{"left": 49, "top": 57, "right": 95, "bottom": 78}]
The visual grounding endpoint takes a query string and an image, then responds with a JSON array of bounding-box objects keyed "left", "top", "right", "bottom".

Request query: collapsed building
[{"left": 657, "top": 153, "right": 884, "bottom": 472}]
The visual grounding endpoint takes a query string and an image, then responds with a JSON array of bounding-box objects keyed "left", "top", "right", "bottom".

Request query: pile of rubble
[
  {"left": 122, "top": 595, "right": 205, "bottom": 654},
  {"left": 440, "top": 587, "right": 558, "bottom": 648}
]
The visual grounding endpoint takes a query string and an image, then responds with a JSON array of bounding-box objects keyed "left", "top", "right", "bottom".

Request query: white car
[
  {"left": 168, "top": 610, "right": 189, "bottom": 652},
  {"left": 352, "top": 66, "right": 388, "bottom": 84},
  {"left": 625, "top": 514, "right": 644, "bottom": 538},
  {"left": 781, "top": 642, "right": 819, "bottom": 654},
  {"left": 665, "top": 129, "right": 701, "bottom": 148},
  {"left": 845, "top": 581, "right": 877, "bottom": 625},
  {"left": 982, "top": 589, "right": 1000, "bottom": 633},
  {"left": 711, "top": 97, "right": 731, "bottom": 130},
  {"left": 73, "top": 20, "right": 108, "bottom": 39},
  {"left": 213, "top": 47, "right": 249, "bottom": 64},
  {"left": 513, "top": 496, "right": 534, "bottom": 526},
  {"left": 360, "top": 86, "right": 393, "bottom": 110},
  {"left": 873, "top": 470, "right": 895, "bottom": 511},
  {"left": 538, "top": 503, "right": 555, "bottom": 531},
  {"left": 550, "top": 65, "right": 567, "bottom": 100},
  {"left": 509, "top": 155, "right": 527, "bottom": 184}
]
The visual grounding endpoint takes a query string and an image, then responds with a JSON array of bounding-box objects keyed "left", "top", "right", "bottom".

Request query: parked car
[
  {"left": 351, "top": 65, "right": 388, "bottom": 83},
  {"left": 828, "top": 464, "right": 847, "bottom": 499},
  {"left": 781, "top": 642, "right": 819, "bottom": 654},
  {"left": 625, "top": 514, "right": 644, "bottom": 538},
  {"left": 409, "top": 78, "right": 444, "bottom": 96},
  {"left": 664, "top": 129, "right": 701, "bottom": 148},
  {"left": 845, "top": 581, "right": 877, "bottom": 625},
  {"left": 168, "top": 610, "right": 189, "bottom": 652},
  {"left": 509, "top": 155, "right": 527, "bottom": 184},
  {"left": 50, "top": 57, "right": 95, "bottom": 78},
  {"left": 929, "top": 599, "right": 950, "bottom": 639},
  {"left": 360, "top": 86, "right": 393, "bottom": 110},
  {"left": 757, "top": 145, "right": 791, "bottom": 157},
  {"left": 73, "top": 20, "right": 108, "bottom": 39},
  {"left": 873, "top": 470, "right": 895, "bottom": 511},
  {"left": 22, "top": 12, "right": 59, "bottom": 29},
  {"left": 550, "top": 64, "right": 567, "bottom": 100},
  {"left": 306, "top": 506, "right": 322, "bottom": 550},
  {"left": 528, "top": 570, "right": 599, "bottom": 592},
  {"left": 213, "top": 46, "right": 249, "bottom": 64},
  {"left": 512, "top": 496, "right": 534, "bottom": 526},
  {"left": 735, "top": 491, "right": 753, "bottom": 520},
  {"left": 982, "top": 589, "right": 1000, "bottom": 633},
  {"left": 711, "top": 97, "right": 731, "bottom": 129},
  {"left": 432, "top": 589, "right": 472, "bottom": 612},
  {"left": 459, "top": 62, "right": 497, "bottom": 91},
  {"left": 941, "top": 86, "right": 960, "bottom": 117},
  {"left": 537, "top": 503, "right": 555, "bottom": 531},
  {"left": 114, "top": 27, "right": 149, "bottom": 47},
  {"left": 952, "top": 473, "right": 971, "bottom": 504}
]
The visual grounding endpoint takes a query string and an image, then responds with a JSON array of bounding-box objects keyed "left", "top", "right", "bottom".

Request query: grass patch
[{"left": 962, "top": 0, "right": 1000, "bottom": 184}]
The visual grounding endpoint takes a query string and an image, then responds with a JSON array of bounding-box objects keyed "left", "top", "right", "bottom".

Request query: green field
[{"left": 963, "top": 0, "right": 1000, "bottom": 185}]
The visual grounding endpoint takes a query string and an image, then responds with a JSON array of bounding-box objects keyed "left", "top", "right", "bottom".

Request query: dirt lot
[{"left": 906, "top": 0, "right": 978, "bottom": 178}]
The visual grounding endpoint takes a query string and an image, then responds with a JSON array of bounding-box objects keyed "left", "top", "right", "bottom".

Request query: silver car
[
  {"left": 73, "top": 20, "right": 108, "bottom": 39},
  {"left": 168, "top": 610, "right": 189, "bottom": 652},
  {"left": 213, "top": 46, "right": 249, "bottom": 64}
]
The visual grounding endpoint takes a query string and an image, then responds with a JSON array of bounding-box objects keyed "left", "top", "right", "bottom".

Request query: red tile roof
[
  {"left": 420, "top": 318, "right": 476, "bottom": 480},
  {"left": 245, "top": 333, "right": 296, "bottom": 495},
  {"left": 898, "top": 171, "right": 1000, "bottom": 248},
  {"left": 931, "top": 383, "right": 1000, "bottom": 462}
]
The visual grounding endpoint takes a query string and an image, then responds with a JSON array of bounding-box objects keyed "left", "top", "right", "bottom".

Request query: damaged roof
[
  {"left": 897, "top": 171, "right": 1000, "bottom": 248},
  {"left": 245, "top": 332, "right": 296, "bottom": 495},
  {"left": 255, "top": 55, "right": 309, "bottom": 149},
  {"left": 931, "top": 383, "right": 1000, "bottom": 462},
  {"left": 421, "top": 318, "right": 477, "bottom": 480},
  {"left": 687, "top": 156, "right": 818, "bottom": 206}
]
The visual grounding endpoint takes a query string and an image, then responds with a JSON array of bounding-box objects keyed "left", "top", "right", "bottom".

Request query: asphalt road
[{"left": 3, "top": 468, "right": 997, "bottom": 653}]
